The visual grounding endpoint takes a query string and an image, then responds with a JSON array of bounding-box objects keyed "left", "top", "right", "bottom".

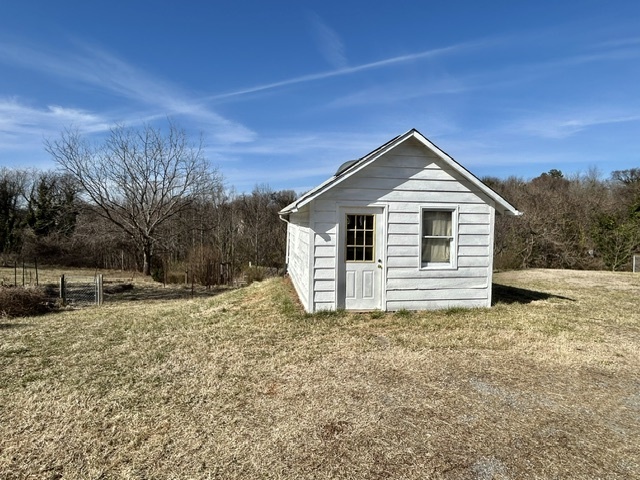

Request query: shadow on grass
[
  {"left": 0, "top": 322, "right": 30, "bottom": 329},
  {"left": 492, "top": 283, "right": 574, "bottom": 305},
  {"left": 105, "top": 284, "right": 232, "bottom": 303}
]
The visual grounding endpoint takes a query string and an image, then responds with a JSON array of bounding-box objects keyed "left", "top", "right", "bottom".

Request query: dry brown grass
[
  {"left": 0, "top": 265, "right": 225, "bottom": 306},
  {"left": 0, "top": 265, "right": 150, "bottom": 287},
  {"left": 0, "top": 287, "right": 53, "bottom": 317},
  {"left": 0, "top": 269, "right": 638, "bottom": 479}
]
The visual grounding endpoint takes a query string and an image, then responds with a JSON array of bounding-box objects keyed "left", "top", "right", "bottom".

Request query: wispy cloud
[
  {"left": 207, "top": 39, "right": 486, "bottom": 102},
  {"left": 595, "top": 36, "right": 640, "bottom": 49},
  {"left": 324, "top": 79, "right": 469, "bottom": 109},
  {"left": 210, "top": 25, "right": 640, "bottom": 121},
  {"left": 323, "top": 40, "right": 640, "bottom": 110},
  {"left": 0, "top": 97, "right": 111, "bottom": 144},
  {"left": 0, "top": 38, "right": 255, "bottom": 144},
  {"left": 309, "top": 13, "right": 347, "bottom": 69},
  {"left": 514, "top": 110, "right": 640, "bottom": 139},
  {"left": 208, "top": 129, "right": 402, "bottom": 191},
  {"left": 209, "top": 131, "right": 386, "bottom": 156}
]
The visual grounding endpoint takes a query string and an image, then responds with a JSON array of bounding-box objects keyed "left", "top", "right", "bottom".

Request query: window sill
[{"left": 420, "top": 264, "right": 458, "bottom": 271}]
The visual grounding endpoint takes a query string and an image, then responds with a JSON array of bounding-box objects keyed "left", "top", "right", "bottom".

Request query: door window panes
[{"left": 346, "top": 214, "right": 375, "bottom": 262}]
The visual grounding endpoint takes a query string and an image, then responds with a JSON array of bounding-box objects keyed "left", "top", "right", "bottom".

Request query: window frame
[{"left": 420, "top": 206, "right": 459, "bottom": 270}]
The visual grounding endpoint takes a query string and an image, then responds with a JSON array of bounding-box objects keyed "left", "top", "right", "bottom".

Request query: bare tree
[{"left": 46, "top": 122, "right": 221, "bottom": 275}]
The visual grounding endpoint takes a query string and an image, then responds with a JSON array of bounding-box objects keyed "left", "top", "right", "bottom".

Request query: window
[
  {"left": 346, "top": 214, "right": 374, "bottom": 262},
  {"left": 421, "top": 209, "right": 456, "bottom": 268}
]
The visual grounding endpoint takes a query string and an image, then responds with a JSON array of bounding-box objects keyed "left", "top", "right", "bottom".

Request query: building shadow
[{"left": 492, "top": 283, "right": 574, "bottom": 305}]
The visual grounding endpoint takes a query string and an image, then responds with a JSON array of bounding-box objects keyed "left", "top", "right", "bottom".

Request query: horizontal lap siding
[
  {"left": 312, "top": 208, "right": 337, "bottom": 311},
  {"left": 320, "top": 140, "right": 493, "bottom": 310},
  {"left": 387, "top": 299, "right": 488, "bottom": 310},
  {"left": 287, "top": 210, "right": 310, "bottom": 311},
  {"left": 387, "top": 288, "right": 488, "bottom": 301}
]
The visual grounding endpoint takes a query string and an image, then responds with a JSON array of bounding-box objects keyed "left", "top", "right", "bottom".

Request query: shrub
[
  {"left": 0, "top": 286, "right": 53, "bottom": 317},
  {"left": 244, "top": 265, "right": 265, "bottom": 285}
]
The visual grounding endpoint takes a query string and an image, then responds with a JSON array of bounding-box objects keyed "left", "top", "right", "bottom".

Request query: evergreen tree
[
  {"left": 0, "top": 169, "right": 27, "bottom": 253},
  {"left": 26, "top": 173, "right": 78, "bottom": 237}
]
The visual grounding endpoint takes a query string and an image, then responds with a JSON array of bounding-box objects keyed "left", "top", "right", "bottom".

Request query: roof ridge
[{"left": 279, "top": 129, "right": 520, "bottom": 216}]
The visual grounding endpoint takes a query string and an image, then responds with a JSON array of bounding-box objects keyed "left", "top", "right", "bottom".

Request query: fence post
[
  {"left": 34, "top": 258, "right": 39, "bottom": 286},
  {"left": 59, "top": 275, "right": 66, "bottom": 305},
  {"left": 96, "top": 274, "right": 104, "bottom": 305},
  {"left": 13, "top": 261, "right": 16, "bottom": 287}
]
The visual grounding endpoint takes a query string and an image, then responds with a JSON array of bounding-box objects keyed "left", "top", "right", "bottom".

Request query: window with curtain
[{"left": 421, "top": 209, "right": 454, "bottom": 267}]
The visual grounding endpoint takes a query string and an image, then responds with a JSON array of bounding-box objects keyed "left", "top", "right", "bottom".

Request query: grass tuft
[
  {"left": 306, "top": 308, "right": 347, "bottom": 320},
  {"left": 444, "top": 306, "right": 471, "bottom": 316},
  {"left": 394, "top": 308, "right": 413, "bottom": 318}
]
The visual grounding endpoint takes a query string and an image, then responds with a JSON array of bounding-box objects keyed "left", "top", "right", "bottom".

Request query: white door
[{"left": 342, "top": 208, "right": 383, "bottom": 310}]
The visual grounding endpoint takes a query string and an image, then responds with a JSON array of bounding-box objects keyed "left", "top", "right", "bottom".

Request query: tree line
[
  {"left": 1, "top": 121, "right": 638, "bottom": 283},
  {"left": 489, "top": 168, "right": 640, "bottom": 271},
  {"left": 1, "top": 123, "right": 295, "bottom": 284}
]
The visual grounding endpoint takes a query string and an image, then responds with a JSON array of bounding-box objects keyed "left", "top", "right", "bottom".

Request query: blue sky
[{"left": 1, "top": 1, "right": 639, "bottom": 193}]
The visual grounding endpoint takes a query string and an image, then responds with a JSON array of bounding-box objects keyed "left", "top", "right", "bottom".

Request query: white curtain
[{"left": 423, "top": 211, "right": 452, "bottom": 263}]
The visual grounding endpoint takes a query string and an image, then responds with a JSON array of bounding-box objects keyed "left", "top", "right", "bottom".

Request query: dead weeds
[{"left": 0, "top": 269, "right": 638, "bottom": 479}]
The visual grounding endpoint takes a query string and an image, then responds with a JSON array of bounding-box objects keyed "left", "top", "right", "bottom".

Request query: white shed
[{"left": 279, "top": 129, "right": 521, "bottom": 312}]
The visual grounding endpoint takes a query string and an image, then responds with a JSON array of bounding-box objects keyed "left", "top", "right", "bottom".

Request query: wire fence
[
  {"left": 0, "top": 259, "right": 41, "bottom": 287},
  {"left": 59, "top": 274, "right": 103, "bottom": 306}
]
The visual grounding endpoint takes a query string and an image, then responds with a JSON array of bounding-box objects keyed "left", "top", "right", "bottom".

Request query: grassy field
[
  {"left": 0, "top": 269, "right": 638, "bottom": 479},
  {"left": 0, "top": 265, "right": 157, "bottom": 287}
]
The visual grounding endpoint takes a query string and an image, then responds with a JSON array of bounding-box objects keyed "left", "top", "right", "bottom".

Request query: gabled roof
[{"left": 279, "top": 129, "right": 521, "bottom": 216}]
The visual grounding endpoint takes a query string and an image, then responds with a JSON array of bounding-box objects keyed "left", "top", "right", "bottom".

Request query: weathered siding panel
[
  {"left": 328, "top": 189, "right": 488, "bottom": 205},
  {"left": 286, "top": 209, "right": 310, "bottom": 311},
  {"left": 387, "top": 288, "right": 488, "bottom": 301},
  {"left": 386, "top": 277, "right": 487, "bottom": 290},
  {"left": 387, "top": 299, "right": 488, "bottom": 311},
  {"left": 386, "top": 266, "right": 487, "bottom": 279},
  {"left": 311, "top": 209, "right": 337, "bottom": 311}
]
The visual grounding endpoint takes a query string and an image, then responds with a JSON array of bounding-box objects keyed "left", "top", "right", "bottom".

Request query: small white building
[{"left": 279, "top": 129, "right": 521, "bottom": 312}]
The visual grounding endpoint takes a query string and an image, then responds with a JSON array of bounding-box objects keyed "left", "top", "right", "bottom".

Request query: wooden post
[
  {"left": 59, "top": 275, "right": 66, "bottom": 305},
  {"left": 22, "top": 260, "right": 25, "bottom": 286},
  {"left": 34, "top": 258, "right": 39, "bottom": 286},
  {"left": 13, "top": 261, "right": 16, "bottom": 287},
  {"left": 163, "top": 255, "right": 167, "bottom": 287},
  {"left": 96, "top": 274, "right": 103, "bottom": 305}
]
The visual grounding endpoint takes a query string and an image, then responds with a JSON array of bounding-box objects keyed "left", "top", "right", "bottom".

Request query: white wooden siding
[
  {"left": 310, "top": 203, "right": 337, "bottom": 311},
  {"left": 313, "top": 139, "right": 494, "bottom": 311},
  {"left": 286, "top": 209, "right": 311, "bottom": 311},
  {"left": 286, "top": 137, "right": 498, "bottom": 312}
]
